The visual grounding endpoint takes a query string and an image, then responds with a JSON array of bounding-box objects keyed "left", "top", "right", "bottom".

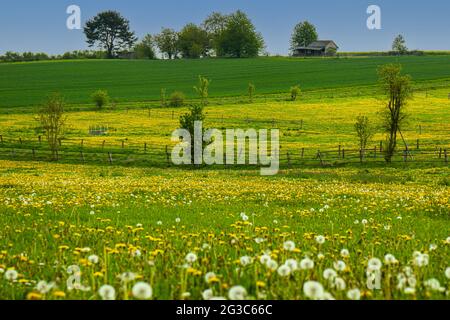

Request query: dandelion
[
  {"left": 132, "top": 249, "right": 142, "bottom": 258},
  {"left": 285, "top": 259, "right": 299, "bottom": 271},
  {"left": 384, "top": 254, "right": 397, "bottom": 265},
  {"left": 367, "top": 258, "right": 382, "bottom": 272},
  {"left": 202, "top": 289, "right": 214, "bottom": 300},
  {"left": 175, "top": 218, "right": 181, "bottom": 223},
  {"left": 119, "top": 272, "right": 136, "bottom": 282},
  {"left": 340, "top": 249, "right": 350, "bottom": 258},
  {"left": 413, "top": 253, "right": 429, "bottom": 267},
  {"left": 334, "top": 277, "right": 346, "bottom": 291},
  {"left": 315, "top": 235, "right": 325, "bottom": 245},
  {"left": 157, "top": 221, "right": 163, "bottom": 226},
  {"left": 260, "top": 254, "right": 271, "bottom": 265},
  {"left": 132, "top": 282, "right": 153, "bottom": 300},
  {"left": 277, "top": 265, "right": 291, "bottom": 277},
  {"left": 334, "top": 260, "right": 346, "bottom": 272},
  {"left": 445, "top": 267, "right": 450, "bottom": 279},
  {"left": 361, "top": 219, "right": 368, "bottom": 225},
  {"left": 181, "top": 292, "right": 191, "bottom": 299},
  {"left": 35, "top": 281, "right": 54, "bottom": 294},
  {"left": 347, "top": 289, "right": 361, "bottom": 300},
  {"left": 424, "top": 279, "right": 445, "bottom": 292},
  {"left": 303, "top": 281, "right": 324, "bottom": 300},
  {"left": 240, "top": 256, "right": 252, "bottom": 266},
  {"left": 88, "top": 255, "right": 99, "bottom": 264},
  {"left": 323, "top": 268, "right": 337, "bottom": 280},
  {"left": 204, "top": 272, "right": 217, "bottom": 284},
  {"left": 266, "top": 259, "right": 278, "bottom": 271},
  {"left": 300, "top": 257, "right": 314, "bottom": 270},
  {"left": 98, "top": 285, "right": 116, "bottom": 300},
  {"left": 89, "top": 210, "right": 95, "bottom": 215},
  {"left": 4, "top": 269, "right": 18, "bottom": 281},
  {"left": 283, "top": 240, "right": 295, "bottom": 251},
  {"left": 228, "top": 285, "right": 247, "bottom": 300},
  {"left": 185, "top": 253, "right": 197, "bottom": 264},
  {"left": 404, "top": 287, "right": 416, "bottom": 295}
]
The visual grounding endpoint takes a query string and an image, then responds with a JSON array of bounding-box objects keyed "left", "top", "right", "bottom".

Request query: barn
[{"left": 292, "top": 40, "right": 339, "bottom": 57}]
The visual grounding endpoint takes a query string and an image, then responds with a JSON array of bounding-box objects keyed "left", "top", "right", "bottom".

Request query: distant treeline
[
  {"left": 0, "top": 50, "right": 107, "bottom": 63},
  {"left": 338, "top": 51, "right": 450, "bottom": 57}
]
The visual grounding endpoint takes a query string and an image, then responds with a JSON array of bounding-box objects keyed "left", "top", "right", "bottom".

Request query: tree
[
  {"left": 248, "top": 83, "right": 256, "bottom": 103},
  {"left": 178, "top": 23, "right": 210, "bottom": 59},
  {"left": 179, "top": 105, "right": 207, "bottom": 164},
  {"left": 216, "top": 10, "right": 264, "bottom": 58},
  {"left": 193, "top": 76, "right": 211, "bottom": 106},
  {"left": 84, "top": 11, "right": 137, "bottom": 58},
  {"left": 38, "top": 93, "right": 66, "bottom": 161},
  {"left": 378, "top": 64, "right": 412, "bottom": 163},
  {"left": 154, "top": 28, "right": 180, "bottom": 59},
  {"left": 290, "top": 85, "right": 301, "bottom": 101},
  {"left": 392, "top": 35, "right": 408, "bottom": 55},
  {"left": 202, "top": 12, "right": 230, "bottom": 56},
  {"left": 290, "top": 21, "right": 318, "bottom": 52},
  {"left": 354, "top": 115, "right": 375, "bottom": 162},
  {"left": 135, "top": 34, "right": 156, "bottom": 59},
  {"left": 91, "top": 90, "right": 110, "bottom": 110}
]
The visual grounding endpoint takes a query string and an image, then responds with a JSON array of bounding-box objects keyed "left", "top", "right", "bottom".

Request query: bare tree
[
  {"left": 354, "top": 115, "right": 374, "bottom": 162},
  {"left": 38, "top": 94, "right": 67, "bottom": 161},
  {"left": 378, "top": 64, "right": 412, "bottom": 163}
]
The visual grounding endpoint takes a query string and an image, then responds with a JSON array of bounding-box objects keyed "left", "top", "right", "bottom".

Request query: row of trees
[
  {"left": 0, "top": 50, "right": 107, "bottom": 63},
  {"left": 84, "top": 10, "right": 265, "bottom": 59}
]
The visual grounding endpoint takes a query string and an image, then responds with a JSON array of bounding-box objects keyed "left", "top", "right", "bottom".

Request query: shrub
[
  {"left": 248, "top": 83, "right": 255, "bottom": 103},
  {"left": 170, "top": 91, "right": 186, "bottom": 107},
  {"left": 91, "top": 90, "right": 110, "bottom": 110},
  {"left": 290, "top": 85, "right": 301, "bottom": 101}
]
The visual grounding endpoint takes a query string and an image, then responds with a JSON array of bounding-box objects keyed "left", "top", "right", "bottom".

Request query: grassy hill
[{"left": 1, "top": 55, "right": 450, "bottom": 107}]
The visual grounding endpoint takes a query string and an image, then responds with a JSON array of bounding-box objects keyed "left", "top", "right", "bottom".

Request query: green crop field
[
  {"left": 0, "top": 56, "right": 449, "bottom": 301},
  {"left": 1, "top": 55, "right": 450, "bottom": 108}
]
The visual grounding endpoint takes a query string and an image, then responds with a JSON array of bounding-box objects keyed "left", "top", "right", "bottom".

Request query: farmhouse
[{"left": 292, "top": 40, "right": 339, "bottom": 57}]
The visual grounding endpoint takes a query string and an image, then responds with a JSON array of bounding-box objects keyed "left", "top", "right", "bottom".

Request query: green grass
[{"left": 2, "top": 55, "right": 450, "bottom": 107}]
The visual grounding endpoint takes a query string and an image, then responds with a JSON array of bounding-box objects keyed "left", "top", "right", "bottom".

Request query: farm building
[{"left": 292, "top": 40, "right": 339, "bottom": 57}]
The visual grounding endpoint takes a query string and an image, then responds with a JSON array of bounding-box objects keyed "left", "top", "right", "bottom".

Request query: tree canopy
[
  {"left": 84, "top": 11, "right": 137, "bottom": 58},
  {"left": 290, "top": 21, "right": 318, "bottom": 51}
]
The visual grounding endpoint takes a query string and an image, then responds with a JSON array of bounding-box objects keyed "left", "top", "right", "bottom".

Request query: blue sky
[{"left": 0, "top": 0, "right": 449, "bottom": 55}]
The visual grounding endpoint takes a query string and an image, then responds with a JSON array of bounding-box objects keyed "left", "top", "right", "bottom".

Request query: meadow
[{"left": 0, "top": 56, "right": 449, "bottom": 300}]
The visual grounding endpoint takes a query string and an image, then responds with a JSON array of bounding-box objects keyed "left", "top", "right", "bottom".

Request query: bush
[
  {"left": 248, "top": 83, "right": 255, "bottom": 103},
  {"left": 290, "top": 85, "right": 301, "bottom": 101},
  {"left": 170, "top": 91, "right": 186, "bottom": 107},
  {"left": 91, "top": 90, "right": 110, "bottom": 110}
]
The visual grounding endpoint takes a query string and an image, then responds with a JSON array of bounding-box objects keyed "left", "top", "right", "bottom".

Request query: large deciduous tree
[
  {"left": 134, "top": 34, "right": 156, "bottom": 59},
  {"left": 392, "top": 35, "right": 408, "bottom": 55},
  {"left": 290, "top": 21, "right": 318, "bottom": 51},
  {"left": 154, "top": 28, "right": 180, "bottom": 59},
  {"left": 84, "top": 11, "right": 137, "bottom": 58},
  {"left": 216, "top": 10, "right": 264, "bottom": 58},
  {"left": 202, "top": 12, "right": 230, "bottom": 56},
  {"left": 178, "top": 23, "right": 210, "bottom": 59}
]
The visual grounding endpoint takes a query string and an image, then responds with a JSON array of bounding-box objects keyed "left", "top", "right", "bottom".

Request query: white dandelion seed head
[
  {"left": 303, "top": 281, "right": 324, "bottom": 300},
  {"left": 35, "top": 280, "right": 54, "bottom": 294},
  {"left": 300, "top": 257, "right": 315, "bottom": 270},
  {"left": 119, "top": 272, "right": 136, "bottom": 282},
  {"left": 323, "top": 268, "right": 337, "bottom": 280},
  {"left": 240, "top": 256, "right": 252, "bottom": 266},
  {"left": 277, "top": 264, "right": 291, "bottom": 277},
  {"left": 340, "top": 249, "right": 350, "bottom": 258},
  {"left": 260, "top": 254, "right": 271, "bottom": 265},
  {"left": 132, "top": 282, "right": 153, "bottom": 300},
  {"left": 445, "top": 267, "right": 450, "bottom": 279},
  {"left": 204, "top": 272, "right": 217, "bottom": 283},
  {"left": 202, "top": 288, "right": 214, "bottom": 300},
  {"left": 228, "top": 285, "right": 247, "bottom": 300},
  {"left": 315, "top": 235, "right": 325, "bottom": 245},
  {"left": 333, "top": 277, "right": 346, "bottom": 291},
  {"left": 266, "top": 259, "right": 278, "bottom": 271},
  {"left": 334, "top": 260, "right": 346, "bottom": 272},
  {"left": 367, "top": 258, "right": 382, "bottom": 272},
  {"left": 175, "top": 218, "right": 181, "bottom": 223},
  {"left": 285, "top": 259, "right": 299, "bottom": 271},
  {"left": 4, "top": 269, "right": 18, "bottom": 281},
  {"left": 98, "top": 285, "right": 116, "bottom": 300},
  {"left": 88, "top": 255, "right": 99, "bottom": 264},
  {"left": 185, "top": 252, "right": 197, "bottom": 264},
  {"left": 283, "top": 241, "right": 296, "bottom": 251},
  {"left": 347, "top": 288, "right": 361, "bottom": 300},
  {"left": 404, "top": 287, "right": 416, "bottom": 295},
  {"left": 384, "top": 254, "right": 397, "bottom": 265}
]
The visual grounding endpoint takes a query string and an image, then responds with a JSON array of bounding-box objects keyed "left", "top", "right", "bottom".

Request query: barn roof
[{"left": 294, "top": 40, "right": 339, "bottom": 50}]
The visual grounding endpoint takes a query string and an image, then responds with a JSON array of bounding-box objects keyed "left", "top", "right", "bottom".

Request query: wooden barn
[{"left": 292, "top": 40, "right": 339, "bottom": 57}]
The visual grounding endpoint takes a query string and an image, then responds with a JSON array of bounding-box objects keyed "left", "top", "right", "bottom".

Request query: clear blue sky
[{"left": 1, "top": 0, "right": 449, "bottom": 55}]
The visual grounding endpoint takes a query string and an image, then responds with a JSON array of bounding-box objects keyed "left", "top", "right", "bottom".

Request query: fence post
[
  {"left": 300, "top": 119, "right": 303, "bottom": 130},
  {"left": 445, "top": 149, "right": 448, "bottom": 164},
  {"left": 403, "top": 149, "right": 407, "bottom": 162},
  {"left": 108, "top": 152, "right": 113, "bottom": 164},
  {"left": 338, "top": 145, "right": 341, "bottom": 159},
  {"left": 165, "top": 145, "right": 170, "bottom": 165},
  {"left": 144, "top": 143, "right": 147, "bottom": 153},
  {"left": 374, "top": 146, "right": 377, "bottom": 159},
  {"left": 301, "top": 148, "right": 304, "bottom": 159},
  {"left": 439, "top": 148, "right": 442, "bottom": 159},
  {"left": 32, "top": 148, "right": 36, "bottom": 160},
  {"left": 379, "top": 141, "right": 383, "bottom": 153},
  {"left": 19, "top": 137, "right": 22, "bottom": 144},
  {"left": 81, "top": 139, "right": 84, "bottom": 148},
  {"left": 342, "top": 148, "right": 345, "bottom": 159},
  {"left": 416, "top": 139, "right": 420, "bottom": 150},
  {"left": 102, "top": 140, "right": 106, "bottom": 150},
  {"left": 80, "top": 150, "right": 85, "bottom": 163}
]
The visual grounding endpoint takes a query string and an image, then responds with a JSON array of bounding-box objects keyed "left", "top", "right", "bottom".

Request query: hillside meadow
[{"left": 0, "top": 56, "right": 449, "bottom": 301}]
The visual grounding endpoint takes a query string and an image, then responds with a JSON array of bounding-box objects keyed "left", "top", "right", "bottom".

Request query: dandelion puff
[
  {"left": 119, "top": 272, "right": 136, "bottom": 282},
  {"left": 334, "top": 277, "right": 346, "bottom": 291},
  {"left": 88, "top": 255, "right": 99, "bottom": 264},
  {"left": 132, "top": 282, "right": 153, "bottom": 300},
  {"left": 300, "top": 257, "right": 314, "bottom": 270},
  {"left": 175, "top": 218, "right": 181, "bottom": 223},
  {"left": 340, "top": 249, "right": 350, "bottom": 258},
  {"left": 384, "top": 254, "right": 397, "bottom": 265},
  {"left": 260, "top": 254, "right": 271, "bottom": 265},
  {"left": 303, "top": 281, "right": 324, "bottom": 300},
  {"left": 202, "top": 289, "right": 214, "bottom": 300},
  {"left": 35, "top": 281, "right": 54, "bottom": 294},
  {"left": 266, "top": 259, "right": 278, "bottom": 271},
  {"left": 132, "top": 249, "right": 142, "bottom": 258},
  {"left": 240, "top": 256, "right": 252, "bottom": 266},
  {"left": 315, "top": 235, "right": 325, "bottom": 245},
  {"left": 98, "top": 285, "right": 116, "bottom": 300},
  {"left": 283, "top": 241, "right": 296, "bottom": 251},
  {"left": 333, "top": 260, "right": 346, "bottom": 272},
  {"left": 323, "top": 268, "right": 337, "bottom": 281},
  {"left": 445, "top": 267, "right": 450, "bottom": 279},
  {"left": 185, "top": 253, "right": 197, "bottom": 264},
  {"left": 4, "top": 270, "right": 18, "bottom": 281},
  {"left": 285, "top": 259, "right": 299, "bottom": 271},
  {"left": 277, "top": 265, "right": 291, "bottom": 277},
  {"left": 347, "top": 288, "right": 361, "bottom": 300},
  {"left": 204, "top": 272, "right": 217, "bottom": 284},
  {"left": 228, "top": 285, "right": 247, "bottom": 300}
]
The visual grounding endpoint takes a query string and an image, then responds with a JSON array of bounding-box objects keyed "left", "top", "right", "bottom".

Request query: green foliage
[
  {"left": 378, "top": 64, "right": 412, "bottom": 162},
  {"left": 178, "top": 24, "right": 210, "bottom": 59},
  {"left": 179, "top": 104, "right": 207, "bottom": 164},
  {"left": 160, "top": 88, "right": 167, "bottom": 107},
  {"left": 290, "top": 85, "right": 301, "bottom": 101},
  {"left": 134, "top": 34, "right": 156, "bottom": 59},
  {"left": 354, "top": 115, "right": 375, "bottom": 161},
  {"left": 392, "top": 35, "right": 408, "bottom": 55},
  {"left": 84, "top": 11, "right": 137, "bottom": 59},
  {"left": 193, "top": 76, "right": 211, "bottom": 105},
  {"left": 290, "top": 21, "right": 318, "bottom": 51},
  {"left": 91, "top": 90, "right": 110, "bottom": 110},
  {"left": 37, "top": 93, "right": 66, "bottom": 160},
  {"left": 248, "top": 82, "right": 256, "bottom": 103},
  {"left": 154, "top": 28, "right": 179, "bottom": 59},
  {"left": 202, "top": 12, "right": 230, "bottom": 56},
  {"left": 216, "top": 11, "right": 264, "bottom": 58},
  {"left": 169, "top": 91, "right": 186, "bottom": 107}
]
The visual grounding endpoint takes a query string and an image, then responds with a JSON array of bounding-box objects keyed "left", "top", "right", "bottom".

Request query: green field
[
  {"left": 2, "top": 55, "right": 450, "bottom": 108},
  {"left": 0, "top": 56, "right": 449, "bottom": 301}
]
